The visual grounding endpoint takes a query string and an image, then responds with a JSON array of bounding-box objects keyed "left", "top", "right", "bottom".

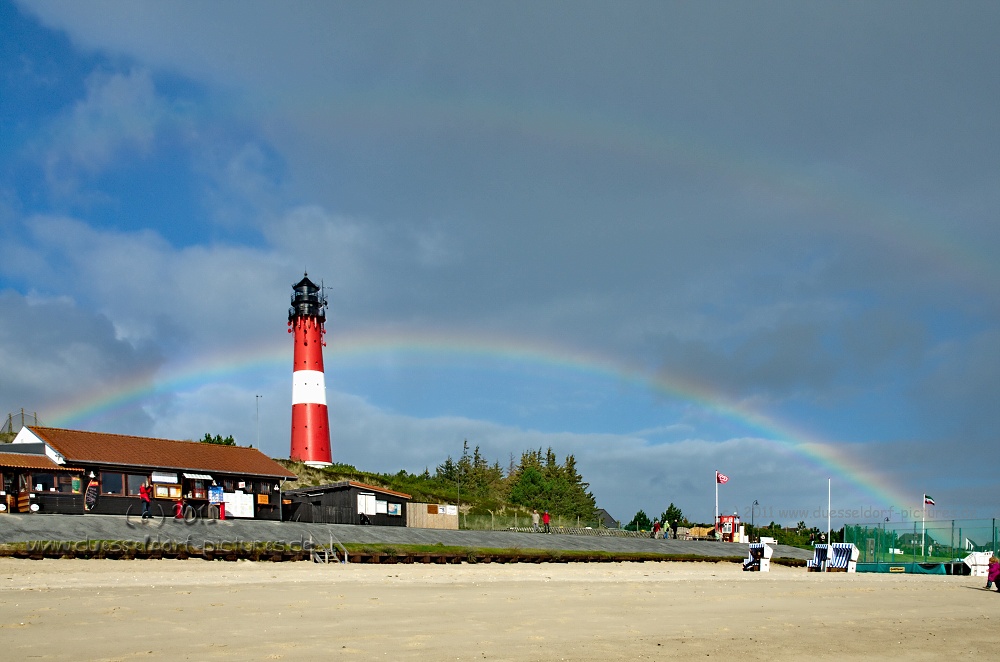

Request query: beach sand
[{"left": 0, "top": 558, "right": 995, "bottom": 660}]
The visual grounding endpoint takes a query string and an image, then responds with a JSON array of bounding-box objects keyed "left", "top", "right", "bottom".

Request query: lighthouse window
[{"left": 100, "top": 472, "right": 125, "bottom": 495}]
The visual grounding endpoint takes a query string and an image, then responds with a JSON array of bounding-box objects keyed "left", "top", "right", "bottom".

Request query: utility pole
[{"left": 255, "top": 394, "right": 262, "bottom": 449}]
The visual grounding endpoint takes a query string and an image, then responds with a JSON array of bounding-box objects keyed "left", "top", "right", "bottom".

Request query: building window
[
  {"left": 31, "top": 473, "right": 57, "bottom": 492},
  {"left": 189, "top": 479, "right": 207, "bottom": 500},
  {"left": 101, "top": 472, "right": 125, "bottom": 495},
  {"left": 126, "top": 474, "right": 147, "bottom": 496}
]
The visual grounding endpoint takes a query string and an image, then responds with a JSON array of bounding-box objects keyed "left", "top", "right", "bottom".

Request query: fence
[
  {"left": 407, "top": 503, "right": 458, "bottom": 529},
  {"left": 458, "top": 513, "right": 603, "bottom": 532},
  {"left": 844, "top": 519, "right": 999, "bottom": 564}
]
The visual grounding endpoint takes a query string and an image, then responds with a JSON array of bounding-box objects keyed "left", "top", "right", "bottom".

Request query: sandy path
[{"left": 0, "top": 558, "right": 995, "bottom": 660}]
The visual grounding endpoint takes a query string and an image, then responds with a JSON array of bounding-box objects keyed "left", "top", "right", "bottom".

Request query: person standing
[
  {"left": 986, "top": 556, "right": 1000, "bottom": 590},
  {"left": 652, "top": 520, "right": 661, "bottom": 539},
  {"left": 139, "top": 479, "right": 152, "bottom": 520},
  {"left": 542, "top": 510, "right": 551, "bottom": 534},
  {"left": 532, "top": 509, "right": 540, "bottom": 532}
]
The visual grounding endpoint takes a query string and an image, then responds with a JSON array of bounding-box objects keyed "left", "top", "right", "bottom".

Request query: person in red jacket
[
  {"left": 139, "top": 480, "right": 152, "bottom": 520},
  {"left": 542, "top": 510, "right": 551, "bottom": 534}
]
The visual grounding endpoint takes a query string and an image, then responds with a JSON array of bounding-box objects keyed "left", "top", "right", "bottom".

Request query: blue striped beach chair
[
  {"left": 743, "top": 542, "right": 773, "bottom": 572},
  {"left": 807, "top": 544, "right": 828, "bottom": 572},
  {"left": 828, "top": 543, "right": 859, "bottom": 572}
]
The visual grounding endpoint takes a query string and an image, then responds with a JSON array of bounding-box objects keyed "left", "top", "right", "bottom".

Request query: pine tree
[
  {"left": 201, "top": 433, "right": 235, "bottom": 446},
  {"left": 628, "top": 510, "right": 651, "bottom": 531}
]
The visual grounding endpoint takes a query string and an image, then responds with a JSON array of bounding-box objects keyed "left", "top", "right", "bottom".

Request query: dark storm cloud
[
  {"left": 0, "top": 290, "right": 163, "bottom": 428},
  {"left": 6, "top": 1, "right": 1000, "bottom": 521},
  {"left": 910, "top": 330, "right": 1000, "bottom": 442}
]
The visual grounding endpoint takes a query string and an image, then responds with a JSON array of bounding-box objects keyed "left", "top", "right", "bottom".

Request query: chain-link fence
[{"left": 845, "top": 519, "right": 999, "bottom": 564}]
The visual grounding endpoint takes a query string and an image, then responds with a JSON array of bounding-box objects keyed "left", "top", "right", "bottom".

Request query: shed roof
[
  {"left": 285, "top": 480, "right": 411, "bottom": 500},
  {"left": 24, "top": 427, "right": 296, "bottom": 479}
]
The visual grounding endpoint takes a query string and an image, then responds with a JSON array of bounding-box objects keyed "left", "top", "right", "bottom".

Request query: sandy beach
[{"left": 0, "top": 558, "right": 995, "bottom": 660}]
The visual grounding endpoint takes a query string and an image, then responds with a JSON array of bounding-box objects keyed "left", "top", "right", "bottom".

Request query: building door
[
  {"left": 1, "top": 472, "right": 13, "bottom": 513},
  {"left": 17, "top": 473, "right": 31, "bottom": 513}
]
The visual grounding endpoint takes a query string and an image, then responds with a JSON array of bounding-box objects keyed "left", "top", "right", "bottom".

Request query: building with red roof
[{"left": 0, "top": 427, "right": 295, "bottom": 519}]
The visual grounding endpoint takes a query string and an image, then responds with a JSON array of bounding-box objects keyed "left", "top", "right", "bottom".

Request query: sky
[{"left": 1, "top": 1, "right": 998, "bottom": 528}]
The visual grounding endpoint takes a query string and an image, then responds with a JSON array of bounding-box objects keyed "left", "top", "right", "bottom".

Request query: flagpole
[
  {"left": 715, "top": 471, "right": 719, "bottom": 536},
  {"left": 921, "top": 494, "right": 926, "bottom": 560},
  {"left": 827, "top": 478, "right": 831, "bottom": 545}
]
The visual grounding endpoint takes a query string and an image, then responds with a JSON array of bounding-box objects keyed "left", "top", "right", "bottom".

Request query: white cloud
[{"left": 37, "top": 68, "right": 164, "bottom": 195}]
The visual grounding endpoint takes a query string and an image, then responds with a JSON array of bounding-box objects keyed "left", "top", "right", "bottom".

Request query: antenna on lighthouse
[{"left": 288, "top": 273, "right": 333, "bottom": 467}]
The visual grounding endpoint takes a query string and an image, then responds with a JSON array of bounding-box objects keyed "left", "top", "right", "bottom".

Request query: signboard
[
  {"left": 223, "top": 490, "right": 255, "bottom": 518},
  {"left": 376, "top": 500, "right": 388, "bottom": 514},
  {"left": 151, "top": 471, "right": 178, "bottom": 484},
  {"left": 153, "top": 484, "right": 182, "bottom": 499},
  {"left": 84, "top": 478, "right": 99, "bottom": 512},
  {"left": 208, "top": 485, "right": 224, "bottom": 504},
  {"left": 387, "top": 503, "right": 401, "bottom": 516}
]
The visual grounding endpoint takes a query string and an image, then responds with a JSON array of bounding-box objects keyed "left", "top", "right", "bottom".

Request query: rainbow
[{"left": 45, "top": 328, "right": 913, "bottom": 510}]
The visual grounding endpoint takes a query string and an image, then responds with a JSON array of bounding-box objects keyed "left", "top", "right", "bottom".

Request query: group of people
[
  {"left": 531, "top": 509, "right": 551, "bottom": 533},
  {"left": 650, "top": 520, "right": 672, "bottom": 539}
]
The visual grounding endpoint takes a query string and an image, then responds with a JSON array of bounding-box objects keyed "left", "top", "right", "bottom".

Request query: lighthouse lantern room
[{"left": 288, "top": 274, "right": 333, "bottom": 467}]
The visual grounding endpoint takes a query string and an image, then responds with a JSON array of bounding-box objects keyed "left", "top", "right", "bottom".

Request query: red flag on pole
[{"left": 716, "top": 471, "right": 729, "bottom": 484}]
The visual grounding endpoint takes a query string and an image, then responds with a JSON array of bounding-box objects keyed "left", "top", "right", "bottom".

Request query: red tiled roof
[
  {"left": 26, "top": 427, "right": 296, "bottom": 479},
  {"left": 0, "top": 451, "right": 81, "bottom": 472}
]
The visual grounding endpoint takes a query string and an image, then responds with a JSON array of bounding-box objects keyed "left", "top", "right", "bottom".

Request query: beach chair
[
  {"left": 742, "top": 542, "right": 773, "bottom": 572},
  {"left": 962, "top": 551, "right": 991, "bottom": 577},
  {"left": 827, "top": 543, "right": 859, "bottom": 572},
  {"left": 807, "top": 544, "right": 828, "bottom": 572}
]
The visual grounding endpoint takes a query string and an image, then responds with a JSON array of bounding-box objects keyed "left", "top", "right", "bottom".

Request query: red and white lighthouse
[{"left": 287, "top": 274, "right": 333, "bottom": 467}]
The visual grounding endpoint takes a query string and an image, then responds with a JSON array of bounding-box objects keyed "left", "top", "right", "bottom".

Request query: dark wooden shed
[{"left": 283, "top": 480, "right": 410, "bottom": 526}]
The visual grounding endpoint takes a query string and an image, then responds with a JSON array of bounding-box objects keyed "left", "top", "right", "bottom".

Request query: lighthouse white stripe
[{"left": 292, "top": 370, "right": 327, "bottom": 405}]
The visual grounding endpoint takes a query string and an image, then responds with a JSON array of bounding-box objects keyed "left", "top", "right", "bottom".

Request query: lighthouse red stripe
[{"left": 290, "top": 403, "right": 332, "bottom": 465}]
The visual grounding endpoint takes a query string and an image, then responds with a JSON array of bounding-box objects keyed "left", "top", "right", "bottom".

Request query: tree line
[{"left": 434, "top": 441, "right": 597, "bottom": 518}]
